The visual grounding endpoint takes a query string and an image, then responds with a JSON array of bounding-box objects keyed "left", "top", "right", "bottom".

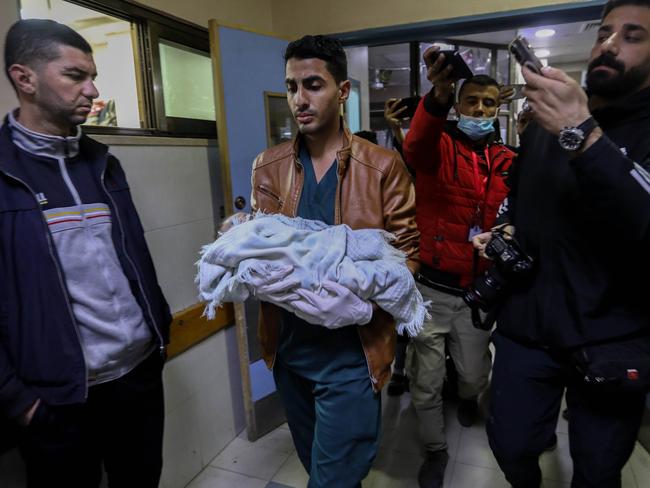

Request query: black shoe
[
  {"left": 387, "top": 372, "right": 409, "bottom": 396},
  {"left": 544, "top": 433, "right": 558, "bottom": 452},
  {"left": 418, "top": 449, "right": 449, "bottom": 488},
  {"left": 457, "top": 398, "right": 479, "bottom": 427}
]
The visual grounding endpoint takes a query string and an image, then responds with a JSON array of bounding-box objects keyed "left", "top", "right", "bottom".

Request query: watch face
[{"left": 559, "top": 127, "right": 585, "bottom": 151}]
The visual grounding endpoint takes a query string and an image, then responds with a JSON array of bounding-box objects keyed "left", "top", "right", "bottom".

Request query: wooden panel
[{"left": 167, "top": 302, "right": 234, "bottom": 358}]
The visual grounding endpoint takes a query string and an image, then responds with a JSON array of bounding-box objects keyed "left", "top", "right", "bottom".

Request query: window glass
[
  {"left": 368, "top": 43, "right": 410, "bottom": 141},
  {"left": 159, "top": 40, "right": 215, "bottom": 121},
  {"left": 20, "top": 0, "right": 142, "bottom": 128},
  {"left": 496, "top": 49, "right": 510, "bottom": 86},
  {"left": 346, "top": 80, "right": 361, "bottom": 134},
  {"left": 456, "top": 45, "right": 493, "bottom": 77},
  {"left": 498, "top": 115, "right": 509, "bottom": 144}
]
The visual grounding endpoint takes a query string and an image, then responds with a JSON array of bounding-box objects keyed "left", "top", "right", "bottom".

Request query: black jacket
[
  {"left": 0, "top": 121, "right": 171, "bottom": 419},
  {"left": 497, "top": 87, "right": 650, "bottom": 349}
]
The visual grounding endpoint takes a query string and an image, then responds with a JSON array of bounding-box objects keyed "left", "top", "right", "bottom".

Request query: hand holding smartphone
[
  {"left": 508, "top": 36, "right": 544, "bottom": 74},
  {"left": 425, "top": 49, "right": 473, "bottom": 81},
  {"left": 392, "top": 96, "right": 421, "bottom": 119}
]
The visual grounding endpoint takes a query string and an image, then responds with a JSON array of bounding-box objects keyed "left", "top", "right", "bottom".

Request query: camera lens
[{"left": 463, "top": 266, "right": 507, "bottom": 312}]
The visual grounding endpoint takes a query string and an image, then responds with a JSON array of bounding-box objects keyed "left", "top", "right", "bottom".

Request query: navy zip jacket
[
  {"left": 497, "top": 86, "right": 650, "bottom": 349},
  {"left": 0, "top": 119, "right": 171, "bottom": 419}
]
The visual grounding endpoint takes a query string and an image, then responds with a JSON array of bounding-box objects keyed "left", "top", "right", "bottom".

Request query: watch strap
[{"left": 577, "top": 116, "right": 598, "bottom": 139}]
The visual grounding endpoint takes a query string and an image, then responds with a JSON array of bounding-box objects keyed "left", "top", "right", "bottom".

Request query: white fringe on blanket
[{"left": 196, "top": 212, "right": 429, "bottom": 337}]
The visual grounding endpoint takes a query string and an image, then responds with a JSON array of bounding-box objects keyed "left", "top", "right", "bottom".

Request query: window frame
[
  {"left": 147, "top": 21, "right": 215, "bottom": 137},
  {"left": 34, "top": 0, "right": 216, "bottom": 138},
  {"left": 336, "top": 3, "right": 604, "bottom": 146}
]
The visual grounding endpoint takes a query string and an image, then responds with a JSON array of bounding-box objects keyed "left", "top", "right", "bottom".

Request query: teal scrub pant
[{"left": 273, "top": 359, "right": 381, "bottom": 488}]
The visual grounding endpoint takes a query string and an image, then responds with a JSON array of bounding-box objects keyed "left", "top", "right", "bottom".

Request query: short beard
[{"left": 586, "top": 54, "right": 650, "bottom": 98}]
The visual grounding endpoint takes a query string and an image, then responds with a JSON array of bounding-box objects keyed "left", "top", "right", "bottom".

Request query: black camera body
[{"left": 463, "top": 229, "right": 534, "bottom": 329}]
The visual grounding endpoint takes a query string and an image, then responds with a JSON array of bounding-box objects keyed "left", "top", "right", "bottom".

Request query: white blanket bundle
[{"left": 196, "top": 213, "right": 428, "bottom": 337}]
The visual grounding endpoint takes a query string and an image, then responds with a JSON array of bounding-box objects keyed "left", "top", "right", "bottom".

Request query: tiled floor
[{"left": 186, "top": 391, "right": 650, "bottom": 488}]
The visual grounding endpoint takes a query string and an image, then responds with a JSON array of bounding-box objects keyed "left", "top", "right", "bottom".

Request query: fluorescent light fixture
[
  {"left": 535, "top": 49, "right": 551, "bottom": 58},
  {"left": 535, "top": 28, "right": 556, "bottom": 38}
]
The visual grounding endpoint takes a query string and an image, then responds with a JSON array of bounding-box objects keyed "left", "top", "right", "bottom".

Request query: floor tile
[
  {"left": 270, "top": 452, "right": 309, "bottom": 488},
  {"left": 449, "top": 462, "right": 510, "bottom": 488},
  {"left": 541, "top": 481, "right": 571, "bottom": 488},
  {"left": 251, "top": 426, "right": 296, "bottom": 454},
  {"left": 189, "top": 394, "right": 649, "bottom": 488},
  {"left": 622, "top": 461, "right": 638, "bottom": 488},
  {"left": 539, "top": 432, "right": 572, "bottom": 483},
  {"left": 363, "top": 448, "right": 426, "bottom": 488},
  {"left": 556, "top": 395, "right": 569, "bottom": 435},
  {"left": 455, "top": 422, "right": 500, "bottom": 470},
  {"left": 629, "top": 442, "right": 650, "bottom": 487},
  {"left": 210, "top": 437, "right": 293, "bottom": 481},
  {"left": 186, "top": 466, "right": 267, "bottom": 488}
]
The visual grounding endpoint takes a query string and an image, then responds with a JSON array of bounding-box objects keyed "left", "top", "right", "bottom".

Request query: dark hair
[
  {"left": 354, "top": 130, "right": 378, "bottom": 144},
  {"left": 458, "top": 74, "right": 499, "bottom": 100},
  {"left": 603, "top": 0, "right": 650, "bottom": 18},
  {"left": 284, "top": 35, "right": 347, "bottom": 83},
  {"left": 4, "top": 19, "right": 92, "bottom": 87}
]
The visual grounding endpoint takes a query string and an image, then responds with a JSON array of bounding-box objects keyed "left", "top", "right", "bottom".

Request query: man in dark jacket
[
  {"left": 0, "top": 19, "right": 171, "bottom": 487},
  {"left": 472, "top": 1, "right": 650, "bottom": 486},
  {"left": 402, "top": 54, "right": 514, "bottom": 488}
]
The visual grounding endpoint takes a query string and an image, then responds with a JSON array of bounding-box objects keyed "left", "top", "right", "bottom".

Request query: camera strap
[
  {"left": 469, "top": 150, "right": 496, "bottom": 235},
  {"left": 471, "top": 248, "right": 480, "bottom": 279},
  {"left": 470, "top": 303, "right": 500, "bottom": 331},
  {"left": 471, "top": 150, "right": 490, "bottom": 200},
  {"left": 469, "top": 248, "right": 500, "bottom": 331}
]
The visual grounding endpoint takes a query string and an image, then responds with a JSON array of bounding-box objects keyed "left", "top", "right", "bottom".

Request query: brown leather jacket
[{"left": 250, "top": 128, "right": 419, "bottom": 391}]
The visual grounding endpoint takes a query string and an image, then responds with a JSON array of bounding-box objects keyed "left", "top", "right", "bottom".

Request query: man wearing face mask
[{"left": 402, "top": 50, "right": 514, "bottom": 488}]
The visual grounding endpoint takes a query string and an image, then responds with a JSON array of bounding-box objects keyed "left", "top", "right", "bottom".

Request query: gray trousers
[{"left": 407, "top": 283, "right": 491, "bottom": 452}]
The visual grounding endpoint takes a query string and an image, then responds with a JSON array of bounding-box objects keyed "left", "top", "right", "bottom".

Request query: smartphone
[
  {"left": 426, "top": 49, "right": 474, "bottom": 81},
  {"left": 508, "top": 36, "right": 543, "bottom": 74},
  {"left": 394, "top": 96, "right": 421, "bottom": 119}
]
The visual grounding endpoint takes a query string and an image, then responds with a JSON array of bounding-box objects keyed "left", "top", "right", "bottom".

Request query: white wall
[
  {"left": 0, "top": 1, "right": 19, "bottom": 116},
  {"left": 160, "top": 327, "right": 245, "bottom": 488},
  {"left": 108, "top": 142, "right": 221, "bottom": 312}
]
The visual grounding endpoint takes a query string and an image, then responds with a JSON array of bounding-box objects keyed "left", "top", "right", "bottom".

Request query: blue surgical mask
[{"left": 457, "top": 114, "right": 496, "bottom": 141}]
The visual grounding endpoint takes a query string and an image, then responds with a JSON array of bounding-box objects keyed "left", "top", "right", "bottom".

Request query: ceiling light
[
  {"left": 535, "top": 49, "right": 551, "bottom": 58},
  {"left": 535, "top": 28, "right": 556, "bottom": 38}
]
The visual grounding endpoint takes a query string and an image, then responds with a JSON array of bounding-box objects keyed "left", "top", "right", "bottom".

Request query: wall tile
[
  {"left": 113, "top": 145, "right": 217, "bottom": 233},
  {"left": 145, "top": 219, "right": 214, "bottom": 312},
  {"left": 161, "top": 397, "right": 203, "bottom": 488}
]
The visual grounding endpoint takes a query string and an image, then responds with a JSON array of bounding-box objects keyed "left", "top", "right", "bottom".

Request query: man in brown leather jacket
[{"left": 249, "top": 35, "right": 418, "bottom": 487}]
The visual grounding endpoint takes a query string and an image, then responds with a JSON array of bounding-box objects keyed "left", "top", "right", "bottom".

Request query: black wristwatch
[{"left": 558, "top": 116, "right": 598, "bottom": 151}]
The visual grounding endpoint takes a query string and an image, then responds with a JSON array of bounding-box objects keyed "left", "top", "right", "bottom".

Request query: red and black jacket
[{"left": 403, "top": 96, "right": 515, "bottom": 289}]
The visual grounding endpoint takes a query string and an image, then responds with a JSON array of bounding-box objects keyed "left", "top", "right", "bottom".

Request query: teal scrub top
[{"left": 276, "top": 143, "right": 367, "bottom": 381}]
